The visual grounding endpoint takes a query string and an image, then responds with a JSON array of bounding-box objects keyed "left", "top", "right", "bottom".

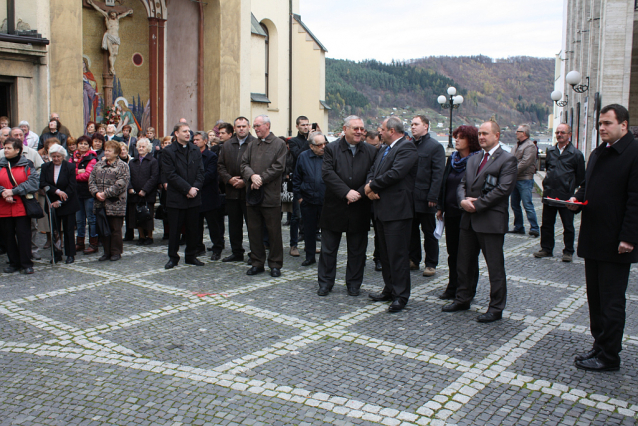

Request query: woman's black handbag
[
  {"left": 135, "top": 202, "right": 152, "bottom": 225},
  {"left": 281, "top": 178, "right": 294, "bottom": 203},
  {"left": 155, "top": 205, "right": 165, "bottom": 220},
  {"left": 6, "top": 165, "right": 44, "bottom": 219}
]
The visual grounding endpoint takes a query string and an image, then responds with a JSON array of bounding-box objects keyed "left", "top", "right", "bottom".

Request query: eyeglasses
[
  {"left": 253, "top": 124, "right": 264, "bottom": 128},
  {"left": 555, "top": 131, "right": 568, "bottom": 135},
  {"left": 515, "top": 130, "right": 525, "bottom": 133},
  {"left": 349, "top": 127, "right": 365, "bottom": 132}
]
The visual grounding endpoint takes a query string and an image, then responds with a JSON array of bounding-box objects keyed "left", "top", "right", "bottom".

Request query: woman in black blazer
[{"left": 40, "top": 144, "right": 80, "bottom": 263}]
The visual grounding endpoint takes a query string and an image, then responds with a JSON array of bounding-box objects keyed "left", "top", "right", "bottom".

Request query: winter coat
[
  {"left": 218, "top": 134, "right": 255, "bottom": 200},
  {"left": 542, "top": 142, "right": 585, "bottom": 201},
  {"left": 89, "top": 158, "right": 130, "bottom": 217},
  {"left": 70, "top": 150, "right": 98, "bottom": 199},
  {"left": 127, "top": 154, "right": 159, "bottom": 204},
  {"left": 200, "top": 148, "right": 222, "bottom": 212},
  {"left": 160, "top": 141, "right": 205, "bottom": 209},
  {"left": 511, "top": 138, "right": 537, "bottom": 180},
  {"left": 413, "top": 133, "right": 445, "bottom": 214},
  {"left": 39, "top": 160, "right": 80, "bottom": 217},
  {"left": 0, "top": 156, "right": 40, "bottom": 217},
  {"left": 293, "top": 149, "right": 325, "bottom": 205},
  {"left": 240, "top": 132, "right": 287, "bottom": 208},
  {"left": 39, "top": 131, "right": 67, "bottom": 150}
]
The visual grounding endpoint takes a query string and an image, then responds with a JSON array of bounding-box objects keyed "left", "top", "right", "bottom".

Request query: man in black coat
[
  {"left": 366, "top": 117, "right": 418, "bottom": 312},
  {"left": 287, "top": 116, "right": 311, "bottom": 256},
  {"left": 568, "top": 104, "right": 638, "bottom": 371},
  {"left": 193, "top": 131, "right": 224, "bottom": 260},
  {"left": 408, "top": 115, "right": 445, "bottom": 277},
  {"left": 218, "top": 117, "right": 256, "bottom": 262},
  {"left": 317, "top": 115, "right": 376, "bottom": 296},
  {"left": 161, "top": 122, "right": 205, "bottom": 269},
  {"left": 534, "top": 123, "right": 585, "bottom": 262}
]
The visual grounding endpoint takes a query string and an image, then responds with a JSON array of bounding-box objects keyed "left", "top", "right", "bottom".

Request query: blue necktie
[{"left": 380, "top": 146, "right": 391, "bottom": 164}]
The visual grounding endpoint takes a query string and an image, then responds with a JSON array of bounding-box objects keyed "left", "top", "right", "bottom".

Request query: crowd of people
[{"left": 0, "top": 103, "right": 636, "bottom": 372}]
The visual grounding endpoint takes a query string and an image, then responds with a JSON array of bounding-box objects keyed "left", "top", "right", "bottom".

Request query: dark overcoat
[
  {"left": 39, "top": 160, "right": 80, "bottom": 217},
  {"left": 575, "top": 132, "right": 638, "bottom": 263},
  {"left": 200, "top": 148, "right": 222, "bottom": 212},
  {"left": 320, "top": 137, "right": 376, "bottom": 233},
  {"left": 127, "top": 154, "right": 159, "bottom": 203},
  {"left": 160, "top": 141, "right": 205, "bottom": 209},
  {"left": 413, "top": 133, "right": 445, "bottom": 214}
]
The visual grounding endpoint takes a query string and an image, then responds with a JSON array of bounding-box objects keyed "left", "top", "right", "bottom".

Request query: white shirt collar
[
  {"left": 389, "top": 137, "right": 402, "bottom": 148},
  {"left": 484, "top": 144, "right": 499, "bottom": 156}
]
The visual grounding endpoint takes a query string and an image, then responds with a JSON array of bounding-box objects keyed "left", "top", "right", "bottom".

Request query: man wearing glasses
[
  {"left": 317, "top": 116, "right": 377, "bottom": 296},
  {"left": 509, "top": 124, "right": 540, "bottom": 237},
  {"left": 534, "top": 123, "right": 585, "bottom": 262}
]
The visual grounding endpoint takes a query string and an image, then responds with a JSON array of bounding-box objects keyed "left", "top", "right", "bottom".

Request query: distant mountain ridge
[{"left": 325, "top": 56, "right": 554, "bottom": 143}]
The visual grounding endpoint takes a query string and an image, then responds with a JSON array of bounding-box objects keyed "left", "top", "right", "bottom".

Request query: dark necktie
[
  {"left": 477, "top": 152, "right": 490, "bottom": 173},
  {"left": 380, "top": 146, "right": 391, "bottom": 164}
]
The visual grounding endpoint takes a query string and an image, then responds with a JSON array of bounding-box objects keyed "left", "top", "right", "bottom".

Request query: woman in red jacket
[
  {"left": 0, "top": 137, "right": 41, "bottom": 274},
  {"left": 70, "top": 135, "right": 99, "bottom": 254}
]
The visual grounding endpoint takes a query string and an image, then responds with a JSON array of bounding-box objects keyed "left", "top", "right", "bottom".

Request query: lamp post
[{"left": 438, "top": 86, "right": 464, "bottom": 149}]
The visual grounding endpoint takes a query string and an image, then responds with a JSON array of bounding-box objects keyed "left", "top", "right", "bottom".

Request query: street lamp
[
  {"left": 551, "top": 90, "right": 568, "bottom": 107},
  {"left": 438, "top": 86, "right": 464, "bottom": 149},
  {"left": 565, "top": 70, "right": 589, "bottom": 93}
]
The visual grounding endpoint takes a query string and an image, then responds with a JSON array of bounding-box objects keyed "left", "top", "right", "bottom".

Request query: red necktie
[{"left": 477, "top": 153, "right": 490, "bottom": 173}]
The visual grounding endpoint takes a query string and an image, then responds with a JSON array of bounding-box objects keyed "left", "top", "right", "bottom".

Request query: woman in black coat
[
  {"left": 127, "top": 138, "right": 159, "bottom": 244},
  {"left": 40, "top": 144, "right": 80, "bottom": 263}
]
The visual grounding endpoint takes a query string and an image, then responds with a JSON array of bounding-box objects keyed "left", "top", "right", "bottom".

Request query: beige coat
[
  {"left": 511, "top": 138, "right": 537, "bottom": 180},
  {"left": 89, "top": 158, "right": 130, "bottom": 216}
]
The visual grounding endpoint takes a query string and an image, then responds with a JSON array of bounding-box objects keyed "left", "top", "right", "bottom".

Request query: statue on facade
[{"left": 86, "top": 0, "right": 133, "bottom": 75}]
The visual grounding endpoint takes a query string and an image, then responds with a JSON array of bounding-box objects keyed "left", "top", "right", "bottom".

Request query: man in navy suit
[{"left": 366, "top": 117, "right": 418, "bottom": 312}]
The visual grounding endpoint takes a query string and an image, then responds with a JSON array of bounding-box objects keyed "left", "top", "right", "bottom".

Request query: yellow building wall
[{"left": 250, "top": 33, "right": 267, "bottom": 95}]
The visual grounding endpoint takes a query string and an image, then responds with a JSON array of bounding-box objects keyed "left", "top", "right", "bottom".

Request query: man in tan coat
[{"left": 509, "top": 124, "right": 539, "bottom": 237}]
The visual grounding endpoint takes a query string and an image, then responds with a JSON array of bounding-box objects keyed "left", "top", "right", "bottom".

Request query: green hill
[{"left": 325, "top": 56, "right": 554, "bottom": 143}]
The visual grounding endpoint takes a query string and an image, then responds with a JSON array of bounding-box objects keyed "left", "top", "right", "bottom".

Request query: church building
[{"left": 0, "top": 0, "right": 329, "bottom": 137}]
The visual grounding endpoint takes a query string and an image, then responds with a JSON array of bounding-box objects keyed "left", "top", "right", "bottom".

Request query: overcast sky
[{"left": 299, "top": 0, "right": 563, "bottom": 62}]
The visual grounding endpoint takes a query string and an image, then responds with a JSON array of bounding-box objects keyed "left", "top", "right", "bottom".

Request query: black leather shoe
[
  {"left": 136, "top": 238, "right": 147, "bottom": 246},
  {"left": 222, "top": 254, "right": 244, "bottom": 262},
  {"left": 317, "top": 287, "right": 330, "bottom": 296},
  {"left": 3, "top": 265, "right": 18, "bottom": 273},
  {"left": 301, "top": 259, "right": 316, "bottom": 266},
  {"left": 210, "top": 253, "right": 221, "bottom": 261},
  {"left": 271, "top": 268, "right": 281, "bottom": 277},
  {"left": 98, "top": 254, "right": 110, "bottom": 261},
  {"left": 438, "top": 292, "right": 455, "bottom": 300},
  {"left": 195, "top": 250, "right": 206, "bottom": 258},
  {"left": 346, "top": 285, "right": 360, "bottom": 296},
  {"left": 388, "top": 300, "right": 406, "bottom": 312},
  {"left": 246, "top": 266, "right": 265, "bottom": 275},
  {"left": 374, "top": 260, "right": 382, "bottom": 271},
  {"left": 477, "top": 311, "right": 502, "bottom": 322},
  {"left": 575, "top": 357, "right": 620, "bottom": 372},
  {"left": 442, "top": 302, "right": 471, "bottom": 312},
  {"left": 144, "top": 238, "right": 154, "bottom": 246},
  {"left": 165, "top": 260, "right": 178, "bottom": 269},
  {"left": 110, "top": 254, "right": 121, "bottom": 261},
  {"left": 529, "top": 230, "right": 540, "bottom": 237},
  {"left": 185, "top": 258, "right": 205, "bottom": 266},
  {"left": 574, "top": 349, "right": 600, "bottom": 362},
  {"left": 21, "top": 267, "right": 34, "bottom": 275},
  {"left": 369, "top": 292, "right": 392, "bottom": 302},
  {"left": 65, "top": 256, "right": 75, "bottom": 264},
  {"left": 507, "top": 229, "right": 525, "bottom": 234}
]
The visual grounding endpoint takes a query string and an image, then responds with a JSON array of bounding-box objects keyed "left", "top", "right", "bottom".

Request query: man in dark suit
[
  {"left": 366, "top": 117, "right": 418, "bottom": 312},
  {"left": 317, "top": 115, "right": 377, "bottom": 296},
  {"left": 161, "top": 122, "right": 205, "bottom": 269},
  {"left": 568, "top": 104, "right": 638, "bottom": 371},
  {"left": 442, "top": 121, "right": 517, "bottom": 322},
  {"left": 408, "top": 115, "right": 445, "bottom": 277},
  {"left": 218, "top": 117, "right": 256, "bottom": 262}
]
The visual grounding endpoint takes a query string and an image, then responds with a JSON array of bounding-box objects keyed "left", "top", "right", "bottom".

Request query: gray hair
[
  {"left": 557, "top": 123, "right": 572, "bottom": 133},
  {"left": 254, "top": 115, "right": 271, "bottom": 127},
  {"left": 308, "top": 131, "right": 325, "bottom": 145},
  {"left": 343, "top": 115, "right": 362, "bottom": 128},
  {"left": 10, "top": 127, "right": 23, "bottom": 136},
  {"left": 385, "top": 117, "right": 404, "bottom": 133},
  {"left": 193, "top": 131, "right": 208, "bottom": 141},
  {"left": 518, "top": 124, "right": 531, "bottom": 137},
  {"left": 106, "top": 124, "right": 116, "bottom": 132},
  {"left": 136, "top": 137, "right": 151, "bottom": 150},
  {"left": 48, "top": 143, "right": 67, "bottom": 158},
  {"left": 18, "top": 121, "right": 29, "bottom": 129}
]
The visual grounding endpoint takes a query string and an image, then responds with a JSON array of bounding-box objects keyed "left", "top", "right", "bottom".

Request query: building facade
[
  {"left": 0, "top": 0, "right": 328, "bottom": 138},
  {"left": 552, "top": 0, "right": 637, "bottom": 158}
]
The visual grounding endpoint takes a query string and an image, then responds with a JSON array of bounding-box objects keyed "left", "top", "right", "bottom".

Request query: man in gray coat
[
  {"left": 509, "top": 124, "right": 539, "bottom": 237},
  {"left": 240, "top": 115, "right": 287, "bottom": 277},
  {"left": 442, "top": 121, "right": 517, "bottom": 322}
]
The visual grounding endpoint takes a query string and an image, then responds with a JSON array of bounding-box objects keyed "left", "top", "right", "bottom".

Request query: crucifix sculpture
[{"left": 86, "top": 0, "right": 133, "bottom": 75}]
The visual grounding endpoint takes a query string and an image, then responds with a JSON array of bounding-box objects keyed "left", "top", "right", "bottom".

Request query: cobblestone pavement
[{"left": 2, "top": 196, "right": 638, "bottom": 425}]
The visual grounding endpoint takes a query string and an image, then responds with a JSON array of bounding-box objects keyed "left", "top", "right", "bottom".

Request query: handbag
[
  {"left": 135, "top": 202, "right": 152, "bottom": 225},
  {"left": 5, "top": 164, "right": 44, "bottom": 219},
  {"left": 281, "top": 178, "right": 294, "bottom": 203},
  {"left": 155, "top": 204, "right": 165, "bottom": 220}
]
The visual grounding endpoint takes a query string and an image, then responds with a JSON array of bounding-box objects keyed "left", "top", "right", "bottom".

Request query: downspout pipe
[
  {"left": 198, "top": 1, "right": 205, "bottom": 130},
  {"left": 288, "top": 0, "right": 293, "bottom": 136}
]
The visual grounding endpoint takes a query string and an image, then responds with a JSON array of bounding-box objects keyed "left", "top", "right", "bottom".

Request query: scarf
[{"left": 450, "top": 150, "right": 479, "bottom": 173}]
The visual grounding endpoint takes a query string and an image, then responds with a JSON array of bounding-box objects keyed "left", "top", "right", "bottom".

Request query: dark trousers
[
  {"left": 167, "top": 207, "right": 200, "bottom": 262},
  {"left": 300, "top": 202, "right": 322, "bottom": 261},
  {"left": 540, "top": 204, "right": 575, "bottom": 255},
  {"left": 409, "top": 212, "right": 439, "bottom": 268},
  {"left": 0, "top": 216, "right": 33, "bottom": 269},
  {"left": 377, "top": 218, "right": 412, "bottom": 303},
  {"left": 226, "top": 198, "right": 248, "bottom": 256},
  {"left": 198, "top": 207, "right": 225, "bottom": 254},
  {"left": 102, "top": 216, "right": 124, "bottom": 257},
  {"left": 371, "top": 209, "right": 380, "bottom": 261},
  {"left": 455, "top": 227, "right": 506, "bottom": 313},
  {"left": 585, "top": 259, "right": 631, "bottom": 364},
  {"left": 246, "top": 205, "right": 283, "bottom": 269},
  {"left": 290, "top": 199, "right": 300, "bottom": 246},
  {"left": 443, "top": 215, "right": 478, "bottom": 296},
  {"left": 56, "top": 213, "right": 76, "bottom": 257},
  {"left": 318, "top": 228, "right": 367, "bottom": 290}
]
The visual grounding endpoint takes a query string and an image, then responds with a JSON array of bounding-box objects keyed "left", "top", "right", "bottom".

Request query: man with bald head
[
  {"left": 534, "top": 123, "right": 584, "bottom": 262},
  {"left": 442, "top": 121, "right": 517, "bottom": 322}
]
